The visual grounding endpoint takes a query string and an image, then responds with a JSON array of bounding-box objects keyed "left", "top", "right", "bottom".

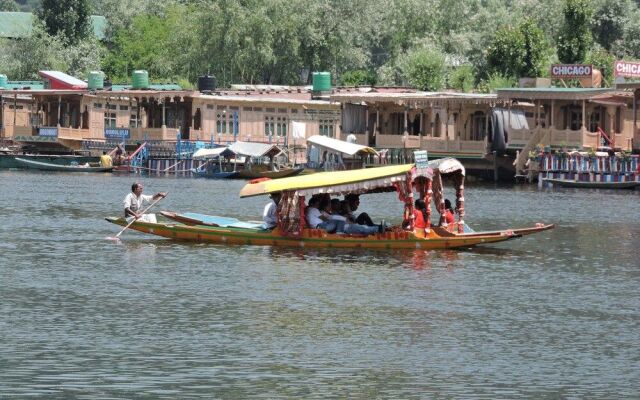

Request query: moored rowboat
[
  {"left": 14, "top": 157, "right": 113, "bottom": 172},
  {"left": 543, "top": 178, "right": 640, "bottom": 189}
]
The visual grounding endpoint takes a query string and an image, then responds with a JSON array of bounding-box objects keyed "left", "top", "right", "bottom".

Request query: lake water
[{"left": 1, "top": 170, "right": 639, "bottom": 399}]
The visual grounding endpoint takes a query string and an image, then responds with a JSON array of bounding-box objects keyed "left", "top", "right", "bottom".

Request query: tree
[
  {"left": 399, "top": 47, "right": 446, "bottom": 91},
  {"left": 486, "top": 18, "right": 549, "bottom": 79},
  {"left": 591, "top": 0, "right": 631, "bottom": 51},
  {"left": 557, "top": 0, "right": 594, "bottom": 63},
  {"left": 449, "top": 65, "right": 475, "bottom": 92},
  {"left": 585, "top": 47, "right": 615, "bottom": 87},
  {"left": 38, "top": 0, "right": 91, "bottom": 45},
  {"left": 340, "top": 70, "right": 377, "bottom": 86},
  {"left": 0, "top": 0, "right": 19, "bottom": 11}
]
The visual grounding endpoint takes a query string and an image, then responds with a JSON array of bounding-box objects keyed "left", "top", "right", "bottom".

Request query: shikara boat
[
  {"left": 543, "top": 178, "right": 640, "bottom": 189},
  {"left": 14, "top": 157, "right": 113, "bottom": 172},
  {"left": 106, "top": 158, "right": 553, "bottom": 250},
  {"left": 192, "top": 141, "right": 300, "bottom": 179}
]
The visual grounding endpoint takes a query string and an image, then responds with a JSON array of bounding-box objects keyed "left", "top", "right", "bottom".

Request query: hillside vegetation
[{"left": 1, "top": 0, "right": 639, "bottom": 91}]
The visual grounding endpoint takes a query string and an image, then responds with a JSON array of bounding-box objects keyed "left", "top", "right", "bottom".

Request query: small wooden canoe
[
  {"left": 234, "top": 167, "right": 305, "bottom": 180},
  {"left": 543, "top": 178, "right": 640, "bottom": 189},
  {"left": 14, "top": 157, "right": 114, "bottom": 172}
]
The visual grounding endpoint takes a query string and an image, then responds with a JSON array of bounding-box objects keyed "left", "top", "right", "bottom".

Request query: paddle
[{"left": 107, "top": 193, "right": 167, "bottom": 241}]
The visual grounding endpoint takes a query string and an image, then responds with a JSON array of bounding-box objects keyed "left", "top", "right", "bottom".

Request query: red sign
[
  {"left": 614, "top": 60, "right": 640, "bottom": 78},
  {"left": 550, "top": 64, "right": 593, "bottom": 78}
]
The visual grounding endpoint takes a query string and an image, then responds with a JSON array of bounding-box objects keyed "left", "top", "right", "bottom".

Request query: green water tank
[
  {"left": 132, "top": 70, "right": 149, "bottom": 89},
  {"left": 312, "top": 72, "right": 331, "bottom": 91},
  {"left": 0, "top": 74, "right": 7, "bottom": 89},
  {"left": 87, "top": 71, "right": 104, "bottom": 90}
]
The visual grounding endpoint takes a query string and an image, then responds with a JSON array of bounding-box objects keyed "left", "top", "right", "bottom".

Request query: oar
[{"left": 107, "top": 193, "right": 167, "bottom": 241}]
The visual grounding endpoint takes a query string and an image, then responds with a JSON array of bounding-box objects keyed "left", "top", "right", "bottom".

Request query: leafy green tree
[
  {"left": 449, "top": 65, "right": 475, "bottom": 92},
  {"left": 585, "top": 47, "right": 615, "bottom": 87},
  {"left": 487, "top": 18, "right": 549, "bottom": 79},
  {"left": 477, "top": 72, "right": 516, "bottom": 94},
  {"left": 557, "top": 0, "right": 594, "bottom": 63},
  {"left": 340, "top": 70, "right": 377, "bottom": 86},
  {"left": 399, "top": 47, "right": 446, "bottom": 91},
  {"left": 38, "top": 0, "right": 91, "bottom": 45},
  {"left": 591, "top": 0, "right": 631, "bottom": 51},
  {"left": 0, "top": 0, "right": 19, "bottom": 11},
  {"left": 102, "top": 12, "right": 175, "bottom": 81}
]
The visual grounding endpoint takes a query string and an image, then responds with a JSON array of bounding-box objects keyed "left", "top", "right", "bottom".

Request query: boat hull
[
  {"left": 543, "top": 178, "right": 640, "bottom": 189},
  {"left": 14, "top": 157, "right": 113, "bottom": 172},
  {"left": 234, "top": 167, "right": 305, "bottom": 180},
  {"left": 104, "top": 217, "right": 546, "bottom": 250}
]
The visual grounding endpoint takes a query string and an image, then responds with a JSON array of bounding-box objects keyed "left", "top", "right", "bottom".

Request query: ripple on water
[{"left": 1, "top": 172, "right": 639, "bottom": 398}]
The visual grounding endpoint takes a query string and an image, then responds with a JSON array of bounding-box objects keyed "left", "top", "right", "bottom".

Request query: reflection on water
[{"left": 1, "top": 171, "right": 639, "bottom": 398}]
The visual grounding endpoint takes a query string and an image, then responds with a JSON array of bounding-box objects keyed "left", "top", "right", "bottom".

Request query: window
[
  {"left": 471, "top": 112, "right": 486, "bottom": 141},
  {"left": 277, "top": 116, "right": 287, "bottom": 137},
  {"left": 319, "top": 120, "right": 334, "bottom": 138},
  {"left": 104, "top": 112, "right": 117, "bottom": 128},
  {"left": 264, "top": 115, "right": 287, "bottom": 137},
  {"left": 129, "top": 113, "right": 140, "bottom": 128},
  {"left": 120, "top": 105, "right": 129, "bottom": 111},
  {"left": 589, "top": 107, "right": 605, "bottom": 132},
  {"left": 217, "top": 109, "right": 229, "bottom": 134},
  {"left": 264, "top": 116, "right": 275, "bottom": 136},
  {"left": 206, "top": 104, "right": 214, "bottom": 110},
  {"left": 107, "top": 104, "right": 117, "bottom": 110},
  {"left": 615, "top": 107, "right": 621, "bottom": 133},
  {"left": 94, "top": 103, "right": 103, "bottom": 109}
]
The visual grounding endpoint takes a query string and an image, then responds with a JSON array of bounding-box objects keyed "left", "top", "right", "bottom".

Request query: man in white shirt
[
  {"left": 306, "top": 196, "right": 343, "bottom": 232},
  {"left": 262, "top": 192, "right": 281, "bottom": 230},
  {"left": 123, "top": 182, "right": 166, "bottom": 222}
]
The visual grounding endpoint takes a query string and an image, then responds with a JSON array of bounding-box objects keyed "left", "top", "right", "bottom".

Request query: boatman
[
  {"left": 123, "top": 182, "right": 166, "bottom": 223},
  {"left": 100, "top": 151, "right": 113, "bottom": 168}
]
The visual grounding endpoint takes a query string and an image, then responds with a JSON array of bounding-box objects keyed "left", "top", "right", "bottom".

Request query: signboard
[
  {"left": 38, "top": 127, "right": 58, "bottom": 137},
  {"left": 614, "top": 60, "right": 640, "bottom": 78},
  {"left": 414, "top": 150, "right": 429, "bottom": 169},
  {"left": 550, "top": 64, "right": 593, "bottom": 78},
  {"left": 104, "top": 128, "right": 130, "bottom": 139}
]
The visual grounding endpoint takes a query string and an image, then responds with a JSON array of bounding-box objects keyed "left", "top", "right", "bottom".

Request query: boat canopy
[
  {"left": 192, "top": 147, "right": 235, "bottom": 159},
  {"left": 306, "top": 135, "right": 378, "bottom": 157},
  {"left": 428, "top": 157, "right": 465, "bottom": 176},
  {"left": 240, "top": 164, "right": 429, "bottom": 197},
  {"left": 228, "top": 141, "right": 282, "bottom": 158}
]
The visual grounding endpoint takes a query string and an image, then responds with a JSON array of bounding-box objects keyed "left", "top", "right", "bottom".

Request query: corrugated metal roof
[
  {"left": 497, "top": 87, "right": 614, "bottom": 100},
  {"left": 110, "top": 84, "right": 183, "bottom": 91},
  {"left": 0, "top": 12, "right": 106, "bottom": 40},
  {"left": 3, "top": 81, "right": 45, "bottom": 90},
  {"left": 39, "top": 71, "right": 88, "bottom": 88}
]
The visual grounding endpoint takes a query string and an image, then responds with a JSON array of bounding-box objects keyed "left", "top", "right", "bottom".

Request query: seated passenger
[
  {"left": 262, "top": 192, "right": 281, "bottom": 230},
  {"left": 413, "top": 199, "right": 428, "bottom": 234},
  {"left": 344, "top": 193, "right": 375, "bottom": 226},
  {"left": 339, "top": 200, "right": 380, "bottom": 235},
  {"left": 441, "top": 198, "right": 455, "bottom": 226},
  {"left": 306, "top": 196, "right": 343, "bottom": 233}
]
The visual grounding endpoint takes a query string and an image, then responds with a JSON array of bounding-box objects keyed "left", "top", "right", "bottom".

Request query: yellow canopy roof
[{"left": 239, "top": 164, "right": 414, "bottom": 197}]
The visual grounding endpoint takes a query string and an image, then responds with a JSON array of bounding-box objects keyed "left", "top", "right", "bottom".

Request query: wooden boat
[
  {"left": 543, "top": 178, "right": 640, "bottom": 189},
  {"left": 14, "top": 157, "right": 113, "bottom": 172},
  {"left": 192, "top": 141, "right": 299, "bottom": 180},
  {"left": 106, "top": 158, "right": 553, "bottom": 250},
  {"left": 234, "top": 166, "right": 304, "bottom": 179}
]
